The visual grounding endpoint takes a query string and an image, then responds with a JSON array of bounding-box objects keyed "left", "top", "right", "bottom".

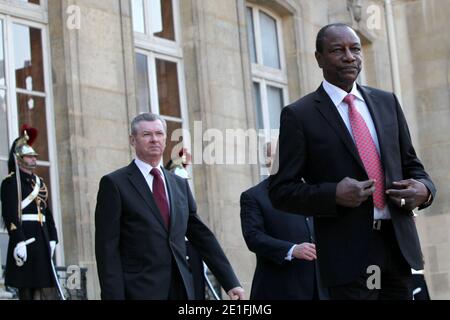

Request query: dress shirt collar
[
  {"left": 322, "top": 79, "right": 365, "bottom": 107},
  {"left": 134, "top": 157, "right": 164, "bottom": 178}
]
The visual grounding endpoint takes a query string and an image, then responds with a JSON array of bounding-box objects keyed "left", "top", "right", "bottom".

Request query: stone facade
[{"left": 14, "top": 0, "right": 447, "bottom": 299}]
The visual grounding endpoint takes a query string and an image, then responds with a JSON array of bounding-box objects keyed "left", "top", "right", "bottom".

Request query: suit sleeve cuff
[{"left": 285, "top": 244, "right": 297, "bottom": 261}]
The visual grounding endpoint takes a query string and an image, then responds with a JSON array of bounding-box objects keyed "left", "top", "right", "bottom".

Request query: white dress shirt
[
  {"left": 322, "top": 80, "right": 390, "bottom": 220},
  {"left": 134, "top": 157, "right": 170, "bottom": 210}
]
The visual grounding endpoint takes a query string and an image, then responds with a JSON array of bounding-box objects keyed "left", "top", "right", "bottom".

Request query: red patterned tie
[
  {"left": 344, "top": 94, "right": 386, "bottom": 209},
  {"left": 150, "top": 168, "right": 170, "bottom": 228}
]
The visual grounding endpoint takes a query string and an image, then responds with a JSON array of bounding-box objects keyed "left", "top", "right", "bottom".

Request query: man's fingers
[
  {"left": 359, "top": 179, "right": 375, "bottom": 189},
  {"left": 386, "top": 188, "right": 415, "bottom": 198},
  {"left": 303, "top": 249, "right": 316, "bottom": 258},
  {"left": 360, "top": 185, "right": 376, "bottom": 198},
  {"left": 388, "top": 195, "right": 414, "bottom": 209},
  {"left": 388, "top": 195, "right": 402, "bottom": 205},
  {"left": 393, "top": 179, "right": 415, "bottom": 187},
  {"left": 302, "top": 248, "right": 317, "bottom": 260},
  {"left": 302, "top": 253, "right": 315, "bottom": 261}
]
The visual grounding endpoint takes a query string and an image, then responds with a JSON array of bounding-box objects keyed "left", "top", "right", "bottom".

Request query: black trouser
[
  {"left": 329, "top": 220, "right": 413, "bottom": 300},
  {"left": 18, "top": 287, "right": 57, "bottom": 300}
]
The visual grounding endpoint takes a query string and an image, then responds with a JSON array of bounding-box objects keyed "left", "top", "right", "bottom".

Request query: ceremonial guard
[{"left": 1, "top": 125, "right": 59, "bottom": 300}]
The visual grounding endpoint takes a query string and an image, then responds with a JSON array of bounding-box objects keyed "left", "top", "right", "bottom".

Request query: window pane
[
  {"left": 156, "top": 59, "right": 181, "bottom": 118},
  {"left": 0, "top": 160, "right": 7, "bottom": 239},
  {"left": 132, "top": 0, "right": 145, "bottom": 33},
  {"left": 259, "top": 11, "right": 280, "bottom": 69},
  {"left": 0, "top": 90, "right": 8, "bottom": 158},
  {"left": 0, "top": 161, "right": 7, "bottom": 181},
  {"left": 0, "top": 20, "right": 5, "bottom": 87},
  {"left": 153, "top": 0, "right": 175, "bottom": 41},
  {"left": 16, "top": 93, "right": 48, "bottom": 161},
  {"left": 253, "top": 82, "right": 263, "bottom": 130},
  {"left": 267, "top": 86, "right": 283, "bottom": 130},
  {"left": 246, "top": 7, "right": 257, "bottom": 64},
  {"left": 16, "top": 0, "right": 40, "bottom": 4},
  {"left": 13, "top": 24, "right": 45, "bottom": 92},
  {"left": 163, "top": 120, "right": 182, "bottom": 165},
  {"left": 135, "top": 53, "right": 151, "bottom": 113}
]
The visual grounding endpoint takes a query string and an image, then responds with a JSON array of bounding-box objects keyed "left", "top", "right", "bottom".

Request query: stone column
[
  {"left": 398, "top": 0, "right": 450, "bottom": 300},
  {"left": 179, "top": 0, "right": 258, "bottom": 295},
  {"left": 48, "top": 0, "right": 137, "bottom": 299}
]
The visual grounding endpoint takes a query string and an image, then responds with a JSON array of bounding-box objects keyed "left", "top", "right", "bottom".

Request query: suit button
[{"left": 306, "top": 217, "right": 309, "bottom": 221}]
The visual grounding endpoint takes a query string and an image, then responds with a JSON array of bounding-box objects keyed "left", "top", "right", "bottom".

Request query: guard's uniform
[{"left": 1, "top": 171, "right": 58, "bottom": 289}]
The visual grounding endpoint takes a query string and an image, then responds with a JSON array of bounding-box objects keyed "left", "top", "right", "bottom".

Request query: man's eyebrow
[
  {"left": 142, "top": 129, "right": 164, "bottom": 133},
  {"left": 329, "top": 42, "right": 361, "bottom": 47}
]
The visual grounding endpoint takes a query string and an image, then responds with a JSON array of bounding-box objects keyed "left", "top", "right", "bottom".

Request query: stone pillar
[
  {"left": 398, "top": 0, "right": 450, "bottom": 300},
  {"left": 179, "top": 0, "right": 257, "bottom": 295},
  {"left": 48, "top": 0, "right": 137, "bottom": 299}
]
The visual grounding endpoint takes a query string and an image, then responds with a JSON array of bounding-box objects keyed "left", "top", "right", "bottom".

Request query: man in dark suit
[
  {"left": 95, "top": 113, "right": 245, "bottom": 300},
  {"left": 240, "top": 142, "right": 328, "bottom": 300},
  {"left": 269, "top": 23, "right": 436, "bottom": 300}
]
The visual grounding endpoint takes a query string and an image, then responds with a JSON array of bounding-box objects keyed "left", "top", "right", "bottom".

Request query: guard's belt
[{"left": 21, "top": 214, "right": 46, "bottom": 223}]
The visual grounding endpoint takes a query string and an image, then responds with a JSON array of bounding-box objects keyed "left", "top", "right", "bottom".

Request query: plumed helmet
[
  {"left": 15, "top": 124, "right": 39, "bottom": 158},
  {"left": 7, "top": 124, "right": 39, "bottom": 173}
]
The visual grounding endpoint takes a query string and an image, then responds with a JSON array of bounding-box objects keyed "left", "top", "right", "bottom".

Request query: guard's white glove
[
  {"left": 50, "top": 241, "right": 56, "bottom": 258},
  {"left": 13, "top": 242, "right": 27, "bottom": 267}
]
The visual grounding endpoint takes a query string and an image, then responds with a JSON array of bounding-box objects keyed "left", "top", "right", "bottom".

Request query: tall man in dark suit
[
  {"left": 95, "top": 113, "right": 245, "bottom": 300},
  {"left": 269, "top": 23, "right": 436, "bottom": 300},
  {"left": 240, "top": 142, "right": 328, "bottom": 300}
]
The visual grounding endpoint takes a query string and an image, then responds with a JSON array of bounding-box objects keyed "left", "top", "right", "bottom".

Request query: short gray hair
[{"left": 130, "top": 113, "right": 167, "bottom": 136}]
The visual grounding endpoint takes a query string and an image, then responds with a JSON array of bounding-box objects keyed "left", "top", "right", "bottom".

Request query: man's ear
[
  {"left": 130, "top": 134, "right": 136, "bottom": 147},
  {"left": 315, "top": 51, "right": 323, "bottom": 69}
]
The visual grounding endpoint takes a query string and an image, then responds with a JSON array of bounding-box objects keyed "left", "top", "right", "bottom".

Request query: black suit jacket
[
  {"left": 241, "top": 179, "right": 328, "bottom": 300},
  {"left": 95, "top": 161, "right": 240, "bottom": 299},
  {"left": 269, "top": 84, "right": 436, "bottom": 287}
]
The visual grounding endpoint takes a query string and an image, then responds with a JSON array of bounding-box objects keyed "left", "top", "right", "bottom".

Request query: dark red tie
[
  {"left": 150, "top": 168, "right": 170, "bottom": 228},
  {"left": 344, "top": 94, "right": 386, "bottom": 209}
]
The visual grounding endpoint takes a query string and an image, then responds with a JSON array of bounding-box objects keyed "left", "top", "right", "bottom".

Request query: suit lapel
[
  {"left": 127, "top": 162, "right": 168, "bottom": 231},
  {"left": 162, "top": 168, "right": 177, "bottom": 232},
  {"left": 314, "top": 85, "right": 366, "bottom": 171}
]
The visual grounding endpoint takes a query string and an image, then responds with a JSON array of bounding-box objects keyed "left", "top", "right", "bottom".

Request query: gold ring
[{"left": 401, "top": 198, "right": 406, "bottom": 207}]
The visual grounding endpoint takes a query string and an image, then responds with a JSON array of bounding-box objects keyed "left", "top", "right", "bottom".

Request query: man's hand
[
  {"left": 227, "top": 287, "right": 246, "bottom": 300},
  {"left": 386, "top": 179, "right": 430, "bottom": 210},
  {"left": 336, "top": 178, "right": 375, "bottom": 208},
  {"left": 292, "top": 243, "right": 316, "bottom": 261},
  {"left": 13, "top": 242, "right": 27, "bottom": 267}
]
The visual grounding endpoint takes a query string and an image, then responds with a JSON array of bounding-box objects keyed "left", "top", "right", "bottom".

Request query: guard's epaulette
[{"left": 3, "top": 172, "right": 14, "bottom": 181}]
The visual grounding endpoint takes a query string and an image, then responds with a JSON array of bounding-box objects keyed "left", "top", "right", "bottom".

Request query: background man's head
[
  {"left": 130, "top": 113, "right": 167, "bottom": 166},
  {"left": 263, "top": 140, "right": 279, "bottom": 176},
  {"left": 315, "top": 23, "right": 363, "bottom": 92}
]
